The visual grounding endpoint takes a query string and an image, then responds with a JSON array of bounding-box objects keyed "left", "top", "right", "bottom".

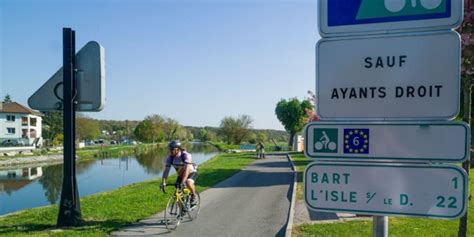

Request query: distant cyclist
[
  {"left": 161, "top": 140, "right": 198, "bottom": 204},
  {"left": 258, "top": 141, "right": 265, "bottom": 159}
]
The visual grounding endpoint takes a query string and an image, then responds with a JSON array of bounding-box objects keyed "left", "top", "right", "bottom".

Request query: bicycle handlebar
[{"left": 161, "top": 183, "right": 185, "bottom": 194}]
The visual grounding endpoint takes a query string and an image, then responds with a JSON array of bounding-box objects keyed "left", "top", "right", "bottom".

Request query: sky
[{"left": 0, "top": 0, "right": 320, "bottom": 130}]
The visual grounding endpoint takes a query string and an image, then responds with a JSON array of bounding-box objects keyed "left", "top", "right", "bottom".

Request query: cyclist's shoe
[{"left": 190, "top": 194, "right": 197, "bottom": 206}]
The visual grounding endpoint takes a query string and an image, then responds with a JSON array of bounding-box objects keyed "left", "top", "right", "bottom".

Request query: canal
[{"left": 0, "top": 143, "right": 218, "bottom": 216}]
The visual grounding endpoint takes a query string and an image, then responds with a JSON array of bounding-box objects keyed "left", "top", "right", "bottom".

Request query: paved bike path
[{"left": 110, "top": 155, "right": 293, "bottom": 236}]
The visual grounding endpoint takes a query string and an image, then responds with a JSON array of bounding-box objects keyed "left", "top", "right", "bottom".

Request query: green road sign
[
  {"left": 313, "top": 128, "right": 338, "bottom": 153},
  {"left": 357, "top": 0, "right": 447, "bottom": 20}
]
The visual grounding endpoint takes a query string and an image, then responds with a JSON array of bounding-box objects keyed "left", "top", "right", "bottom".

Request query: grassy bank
[
  {"left": 290, "top": 153, "right": 474, "bottom": 237},
  {"left": 0, "top": 152, "right": 255, "bottom": 236}
]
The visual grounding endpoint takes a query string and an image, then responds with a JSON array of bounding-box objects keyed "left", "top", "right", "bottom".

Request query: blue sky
[{"left": 0, "top": 0, "right": 319, "bottom": 130}]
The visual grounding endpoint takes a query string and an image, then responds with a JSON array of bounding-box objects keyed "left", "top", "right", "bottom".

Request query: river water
[{"left": 0, "top": 143, "right": 218, "bottom": 216}]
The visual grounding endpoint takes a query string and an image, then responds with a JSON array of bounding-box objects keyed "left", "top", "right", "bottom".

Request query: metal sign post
[
  {"left": 57, "top": 28, "right": 82, "bottom": 227},
  {"left": 373, "top": 216, "right": 388, "bottom": 237}
]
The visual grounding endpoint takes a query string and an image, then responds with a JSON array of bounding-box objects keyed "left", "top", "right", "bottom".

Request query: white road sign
[
  {"left": 318, "top": 0, "right": 463, "bottom": 37},
  {"left": 304, "top": 162, "right": 468, "bottom": 219},
  {"left": 304, "top": 121, "right": 470, "bottom": 162},
  {"left": 316, "top": 31, "right": 460, "bottom": 120}
]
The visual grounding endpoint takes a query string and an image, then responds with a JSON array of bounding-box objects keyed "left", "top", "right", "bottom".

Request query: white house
[{"left": 0, "top": 102, "right": 42, "bottom": 147}]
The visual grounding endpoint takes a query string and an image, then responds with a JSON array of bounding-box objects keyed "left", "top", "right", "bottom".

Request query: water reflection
[
  {"left": 0, "top": 143, "right": 217, "bottom": 216},
  {"left": 0, "top": 167, "right": 43, "bottom": 195},
  {"left": 36, "top": 160, "right": 95, "bottom": 204},
  {"left": 135, "top": 147, "right": 167, "bottom": 175}
]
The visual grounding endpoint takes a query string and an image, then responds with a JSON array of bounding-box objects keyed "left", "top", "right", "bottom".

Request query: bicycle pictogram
[
  {"left": 313, "top": 129, "right": 338, "bottom": 153},
  {"left": 315, "top": 131, "right": 337, "bottom": 151},
  {"left": 384, "top": 0, "right": 443, "bottom": 13}
]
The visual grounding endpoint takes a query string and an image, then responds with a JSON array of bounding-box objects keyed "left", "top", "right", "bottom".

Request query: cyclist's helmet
[{"left": 168, "top": 140, "right": 182, "bottom": 149}]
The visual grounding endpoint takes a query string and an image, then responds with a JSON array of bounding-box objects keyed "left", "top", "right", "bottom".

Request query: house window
[
  {"left": 30, "top": 117, "right": 37, "bottom": 126},
  {"left": 6, "top": 115, "right": 15, "bottom": 122},
  {"left": 22, "top": 169, "right": 29, "bottom": 177},
  {"left": 7, "top": 128, "right": 15, "bottom": 134},
  {"left": 22, "top": 129, "right": 28, "bottom": 138},
  {"left": 22, "top": 117, "right": 28, "bottom": 126},
  {"left": 7, "top": 172, "right": 16, "bottom": 178},
  {"left": 30, "top": 129, "right": 37, "bottom": 138}
]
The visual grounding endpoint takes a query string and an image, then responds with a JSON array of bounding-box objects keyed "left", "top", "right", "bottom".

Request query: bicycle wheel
[
  {"left": 187, "top": 192, "right": 201, "bottom": 220},
  {"left": 164, "top": 197, "right": 182, "bottom": 230}
]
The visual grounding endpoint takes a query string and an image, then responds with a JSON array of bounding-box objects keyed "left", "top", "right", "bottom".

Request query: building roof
[
  {"left": 0, "top": 102, "right": 41, "bottom": 116},
  {"left": 0, "top": 179, "right": 33, "bottom": 193}
]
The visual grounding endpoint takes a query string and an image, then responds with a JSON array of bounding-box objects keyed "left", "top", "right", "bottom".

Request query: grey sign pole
[
  {"left": 372, "top": 216, "right": 388, "bottom": 237},
  {"left": 57, "top": 27, "right": 82, "bottom": 227}
]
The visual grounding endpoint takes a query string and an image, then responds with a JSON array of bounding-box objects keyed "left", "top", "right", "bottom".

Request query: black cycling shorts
[{"left": 176, "top": 172, "right": 197, "bottom": 184}]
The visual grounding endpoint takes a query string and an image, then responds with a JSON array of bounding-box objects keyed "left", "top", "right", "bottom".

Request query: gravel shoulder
[{"left": 0, "top": 155, "right": 64, "bottom": 170}]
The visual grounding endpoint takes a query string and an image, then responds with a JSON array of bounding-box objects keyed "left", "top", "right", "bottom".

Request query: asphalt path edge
[{"left": 284, "top": 153, "right": 297, "bottom": 237}]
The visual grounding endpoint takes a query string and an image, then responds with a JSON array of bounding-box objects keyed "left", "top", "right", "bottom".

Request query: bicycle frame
[
  {"left": 173, "top": 187, "right": 188, "bottom": 206},
  {"left": 166, "top": 183, "right": 191, "bottom": 210},
  {"left": 163, "top": 183, "right": 200, "bottom": 231}
]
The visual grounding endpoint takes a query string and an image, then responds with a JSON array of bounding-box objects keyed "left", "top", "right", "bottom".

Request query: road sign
[
  {"left": 304, "top": 161, "right": 467, "bottom": 219},
  {"left": 315, "top": 31, "right": 460, "bottom": 120},
  {"left": 304, "top": 121, "right": 470, "bottom": 162},
  {"left": 318, "top": 0, "right": 463, "bottom": 37},
  {"left": 28, "top": 41, "right": 105, "bottom": 111}
]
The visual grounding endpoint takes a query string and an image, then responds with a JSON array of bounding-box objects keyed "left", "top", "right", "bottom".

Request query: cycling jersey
[{"left": 165, "top": 151, "right": 197, "bottom": 177}]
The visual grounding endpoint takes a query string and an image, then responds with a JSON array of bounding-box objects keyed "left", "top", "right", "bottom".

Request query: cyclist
[
  {"left": 160, "top": 140, "right": 198, "bottom": 204},
  {"left": 258, "top": 141, "right": 265, "bottom": 159},
  {"left": 320, "top": 131, "right": 330, "bottom": 149}
]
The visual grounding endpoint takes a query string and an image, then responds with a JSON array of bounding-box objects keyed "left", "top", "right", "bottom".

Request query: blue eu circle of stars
[{"left": 343, "top": 129, "right": 369, "bottom": 154}]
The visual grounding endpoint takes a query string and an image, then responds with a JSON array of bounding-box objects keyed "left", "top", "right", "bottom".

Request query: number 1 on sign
[{"left": 452, "top": 177, "right": 458, "bottom": 189}]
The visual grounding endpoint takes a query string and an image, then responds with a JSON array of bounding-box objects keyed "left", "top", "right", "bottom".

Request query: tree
[
  {"left": 134, "top": 120, "right": 153, "bottom": 143},
  {"left": 3, "top": 94, "right": 12, "bottom": 103},
  {"left": 275, "top": 98, "right": 312, "bottom": 148},
  {"left": 256, "top": 132, "right": 267, "bottom": 143},
  {"left": 41, "top": 111, "right": 63, "bottom": 146},
  {"left": 162, "top": 117, "right": 182, "bottom": 141},
  {"left": 75, "top": 114, "right": 100, "bottom": 142},
  {"left": 305, "top": 90, "right": 321, "bottom": 123},
  {"left": 175, "top": 127, "right": 191, "bottom": 141},
  {"left": 197, "top": 128, "right": 215, "bottom": 142},
  {"left": 218, "top": 115, "right": 253, "bottom": 144},
  {"left": 133, "top": 114, "right": 167, "bottom": 143},
  {"left": 247, "top": 132, "right": 257, "bottom": 144}
]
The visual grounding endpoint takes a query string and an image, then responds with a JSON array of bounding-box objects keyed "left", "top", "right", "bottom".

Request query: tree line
[{"left": 39, "top": 112, "right": 288, "bottom": 146}]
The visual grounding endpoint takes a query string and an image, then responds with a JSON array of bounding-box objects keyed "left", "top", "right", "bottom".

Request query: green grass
[
  {"left": 290, "top": 153, "right": 474, "bottom": 236},
  {"left": 208, "top": 142, "right": 241, "bottom": 151},
  {"left": 290, "top": 152, "right": 310, "bottom": 201},
  {"left": 0, "top": 152, "right": 255, "bottom": 236}
]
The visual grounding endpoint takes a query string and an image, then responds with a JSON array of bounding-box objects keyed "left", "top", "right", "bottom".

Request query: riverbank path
[{"left": 111, "top": 154, "right": 294, "bottom": 236}]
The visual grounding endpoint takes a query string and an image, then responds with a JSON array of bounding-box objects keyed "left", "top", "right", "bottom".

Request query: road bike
[{"left": 162, "top": 183, "right": 201, "bottom": 231}]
